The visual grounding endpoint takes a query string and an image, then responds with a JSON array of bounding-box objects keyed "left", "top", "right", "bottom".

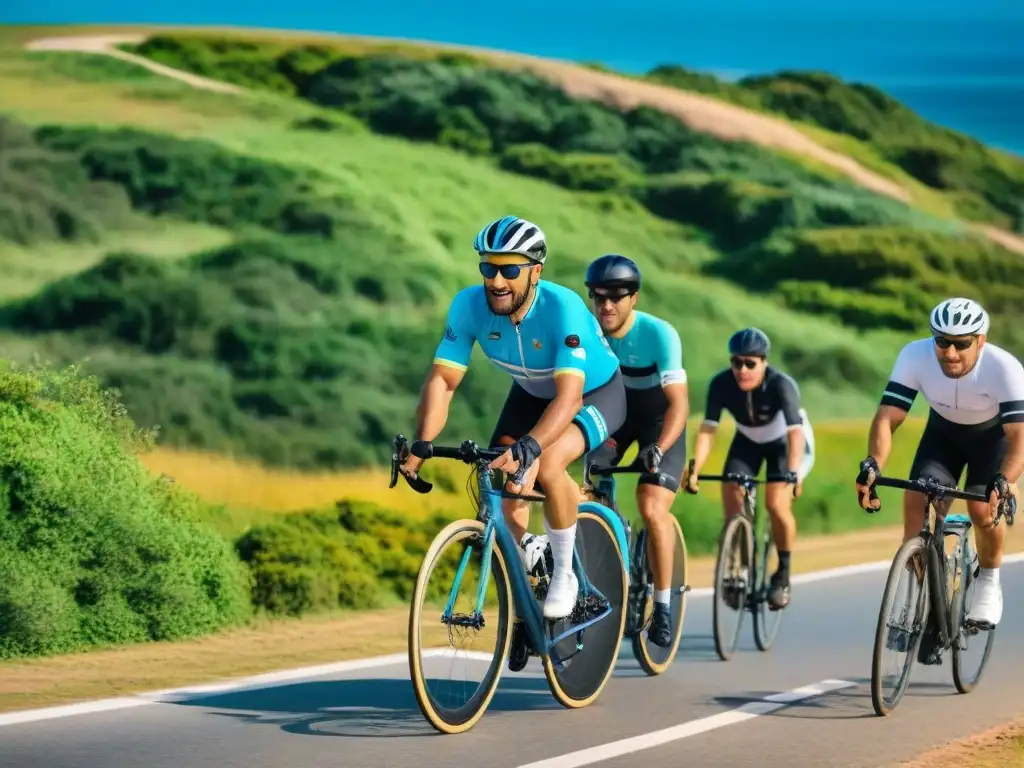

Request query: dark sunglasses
[
  {"left": 730, "top": 356, "right": 761, "bottom": 370},
  {"left": 589, "top": 289, "right": 634, "bottom": 304},
  {"left": 933, "top": 336, "right": 975, "bottom": 351},
  {"left": 478, "top": 262, "right": 533, "bottom": 280}
]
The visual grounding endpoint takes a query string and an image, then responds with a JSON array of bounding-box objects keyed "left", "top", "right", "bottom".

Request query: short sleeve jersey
[
  {"left": 602, "top": 311, "right": 687, "bottom": 391},
  {"left": 880, "top": 338, "right": 1024, "bottom": 426},
  {"left": 433, "top": 281, "right": 621, "bottom": 399},
  {"left": 703, "top": 365, "right": 804, "bottom": 444}
]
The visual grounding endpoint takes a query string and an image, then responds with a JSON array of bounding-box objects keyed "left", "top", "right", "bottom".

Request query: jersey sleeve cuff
[
  {"left": 1000, "top": 400, "right": 1024, "bottom": 424},
  {"left": 881, "top": 380, "right": 917, "bottom": 410},
  {"left": 554, "top": 367, "right": 586, "bottom": 379},
  {"left": 433, "top": 357, "right": 468, "bottom": 372},
  {"left": 660, "top": 369, "right": 688, "bottom": 386}
]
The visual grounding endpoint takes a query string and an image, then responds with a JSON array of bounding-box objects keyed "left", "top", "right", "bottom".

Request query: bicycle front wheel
[
  {"left": 753, "top": 529, "right": 783, "bottom": 652},
  {"left": 713, "top": 513, "right": 754, "bottom": 661},
  {"left": 543, "top": 510, "right": 628, "bottom": 709},
  {"left": 408, "top": 519, "right": 513, "bottom": 734},
  {"left": 631, "top": 514, "right": 689, "bottom": 676},
  {"left": 870, "top": 536, "right": 930, "bottom": 717},
  {"left": 951, "top": 548, "right": 996, "bottom": 694}
]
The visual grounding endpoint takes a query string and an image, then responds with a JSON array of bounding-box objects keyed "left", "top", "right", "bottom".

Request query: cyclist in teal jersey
[
  {"left": 579, "top": 254, "right": 690, "bottom": 648},
  {"left": 398, "top": 216, "right": 627, "bottom": 625}
]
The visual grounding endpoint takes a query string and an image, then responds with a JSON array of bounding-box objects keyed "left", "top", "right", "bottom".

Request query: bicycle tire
[
  {"left": 408, "top": 519, "right": 513, "bottom": 734},
  {"left": 870, "top": 536, "right": 930, "bottom": 717},
  {"left": 631, "top": 515, "right": 689, "bottom": 676},
  {"left": 713, "top": 513, "right": 754, "bottom": 662},
  {"left": 543, "top": 510, "right": 628, "bottom": 709},
  {"left": 951, "top": 551, "right": 996, "bottom": 694},
  {"left": 753, "top": 531, "right": 783, "bottom": 652}
]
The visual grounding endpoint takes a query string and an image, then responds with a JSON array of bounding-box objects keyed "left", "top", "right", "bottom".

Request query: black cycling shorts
[
  {"left": 724, "top": 432, "right": 790, "bottom": 483},
  {"left": 584, "top": 415, "right": 687, "bottom": 493},
  {"left": 489, "top": 368, "right": 627, "bottom": 453},
  {"left": 909, "top": 409, "right": 1007, "bottom": 495}
]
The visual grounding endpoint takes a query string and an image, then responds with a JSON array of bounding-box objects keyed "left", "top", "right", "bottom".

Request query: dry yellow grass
[
  {"left": 901, "top": 716, "right": 1024, "bottom": 767},
  {"left": 139, "top": 447, "right": 467, "bottom": 517}
]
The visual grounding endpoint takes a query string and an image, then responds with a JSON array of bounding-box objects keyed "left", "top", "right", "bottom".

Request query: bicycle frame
[
  {"left": 396, "top": 436, "right": 630, "bottom": 670},
  {"left": 873, "top": 474, "right": 1016, "bottom": 648}
]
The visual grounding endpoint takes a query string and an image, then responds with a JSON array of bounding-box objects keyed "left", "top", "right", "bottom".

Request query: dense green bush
[
  {"left": 0, "top": 362, "right": 251, "bottom": 658},
  {"left": 645, "top": 67, "right": 1024, "bottom": 226},
  {"left": 0, "top": 116, "right": 136, "bottom": 246},
  {"left": 34, "top": 125, "right": 357, "bottom": 239},
  {"left": 1, "top": 235, "right": 511, "bottom": 468},
  {"left": 499, "top": 143, "right": 642, "bottom": 193},
  {"left": 707, "top": 227, "right": 1024, "bottom": 356},
  {"left": 235, "top": 501, "right": 456, "bottom": 615}
]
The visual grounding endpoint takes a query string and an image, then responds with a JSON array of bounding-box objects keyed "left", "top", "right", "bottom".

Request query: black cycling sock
[{"left": 777, "top": 550, "right": 791, "bottom": 574}]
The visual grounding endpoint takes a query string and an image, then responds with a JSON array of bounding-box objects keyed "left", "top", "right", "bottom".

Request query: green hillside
[{"left": 1, "top": 29, "right": 1021, "bottom": 473}]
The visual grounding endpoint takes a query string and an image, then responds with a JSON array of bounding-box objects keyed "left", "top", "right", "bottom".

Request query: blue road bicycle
[
  {"left": 586, "top": 463, "right": 691, "bottom": 675},
  {"left": 391, "top": 435, "right": 629, "bottom": 734}
]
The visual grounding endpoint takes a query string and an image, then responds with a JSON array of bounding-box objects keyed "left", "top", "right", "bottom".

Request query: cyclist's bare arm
[
  {"left": 785, "top": 424, "right": 805, "bottom": 476},
  {"left": 404, "top": 364, "right": 464, "bottom": 474},
  {"left": 866, "top": 405, "right": 908, "bottom": 472},
  {"left": 657, "top": 382, "right": 689, "bottom": 453},
  {"left": 689, "top": 422, "right": 717, "bottom": 476}
]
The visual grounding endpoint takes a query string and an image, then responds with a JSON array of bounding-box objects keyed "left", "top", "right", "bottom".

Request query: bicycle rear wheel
[
  {"left": 713, "top": 513, "right": 753, "bottom": 662},
  {"left": 408, "top": 519, "right": 513, "bottom": 734},
  {"left": 543, "top": 510, "right": 628, "bottom": 708},
  {"left": 870, "top": 536, "right": 930, "bottom": 716},
  {"left": 951, "top": 548, "right": 996, "bottom": 694},
  {"left": 631, "top": 515, "right": 689, "bottom": 676},
  {"left": 753, "top": 528, "right": 783, "bottom": 652}
]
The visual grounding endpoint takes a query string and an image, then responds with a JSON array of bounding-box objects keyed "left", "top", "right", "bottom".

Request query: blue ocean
[{"left": 4, "top": 0, "right": 1023, "bottom": 154}]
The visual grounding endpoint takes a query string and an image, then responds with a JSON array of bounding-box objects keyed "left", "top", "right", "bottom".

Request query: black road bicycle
[
  {"left": 867, "top": 473, "right": 1016, "bottom": 716},
  {"left": 690, "top": 460, "right": 787, "bottom": 661}
]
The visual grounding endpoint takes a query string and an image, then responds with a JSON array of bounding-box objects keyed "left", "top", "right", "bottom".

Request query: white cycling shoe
[
  {"left": 970, "top": 577, "right": 1003, "bottom": 627},
  {"left": 520, "top": 533, "right": 549, "bottom": 577},
  {"left": 543, "top": 570, "right": 579, "bottom": 620}
]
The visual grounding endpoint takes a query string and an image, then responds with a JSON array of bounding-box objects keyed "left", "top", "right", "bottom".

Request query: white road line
[
  {"left": 2, "top": 553, "right": 1021, "bottom": 727},
  {"left": 512, "top": 678, "right": 857, "bottom": 768}
]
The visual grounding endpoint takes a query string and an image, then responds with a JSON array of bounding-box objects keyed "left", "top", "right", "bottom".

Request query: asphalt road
[{"left": 3, "top": 561, "right": 1024, "bottom": 768}]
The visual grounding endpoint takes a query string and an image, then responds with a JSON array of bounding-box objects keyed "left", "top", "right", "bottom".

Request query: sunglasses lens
[
  {"left": 500, "top": 265, "right": 523, "bottom": 279},
  {"left": 479, "top": 263, "right": 497, "bottom": 278}
]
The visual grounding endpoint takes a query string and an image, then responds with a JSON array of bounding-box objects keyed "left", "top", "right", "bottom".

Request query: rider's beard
[{"left": 488, "top": 280, "right": 534, "bottom": 317}]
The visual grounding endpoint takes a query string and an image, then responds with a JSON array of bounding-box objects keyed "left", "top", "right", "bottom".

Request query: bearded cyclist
[
  {"left": 398, "top": 216, "right": 626, "bottom": 631},
  {"left": 855, "top": 297, "right": 1024, "bottom": 632},
  {"left": 684, "top": 328, "right": 814, "bottom": 610},
  {"left": 548, "top": 253, "right": 692, "bottom": 648}
]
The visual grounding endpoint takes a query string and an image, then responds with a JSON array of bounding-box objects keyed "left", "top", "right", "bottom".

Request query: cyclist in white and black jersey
[
  {"left": 856, "top": 297, "right": 1024, "bottom": 631},
  {"left": 685, "top": 328, "right": 815, "bottom": 610}
]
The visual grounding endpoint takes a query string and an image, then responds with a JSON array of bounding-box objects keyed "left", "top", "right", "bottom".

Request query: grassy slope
[{"left": 0, "top": 36, "right": 935, "bottom": 540}]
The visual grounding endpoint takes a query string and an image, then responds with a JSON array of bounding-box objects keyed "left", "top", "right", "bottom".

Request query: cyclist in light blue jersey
[
  {"left": 579, "top": 254, "right": 690, "bottom": 648},
  {"left": 399, "top": 216, "right": 627, "bottom": 634}
]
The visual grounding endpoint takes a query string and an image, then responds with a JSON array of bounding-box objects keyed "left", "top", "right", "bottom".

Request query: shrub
[
  {"left": 0, "top": 362, "right": 251, "bottom": 658},
  {"left": 0, "top": 116, "right": 135, "bottom": 245},
  {"left": 235, "top": 501, "right": 458, "bottom": 616}
]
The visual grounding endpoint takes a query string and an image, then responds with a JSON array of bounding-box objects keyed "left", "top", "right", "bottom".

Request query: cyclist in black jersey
[{"left": 684, "top": 328, "right": 814, "bottom": 610}]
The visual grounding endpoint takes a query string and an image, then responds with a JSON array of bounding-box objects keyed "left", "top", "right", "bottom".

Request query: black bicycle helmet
[
  {"left": 728, "top": 327, "right": 771, "bottom": 357},
  {"left": 584, "top": 254, "right": 641, "bottom": 291}
]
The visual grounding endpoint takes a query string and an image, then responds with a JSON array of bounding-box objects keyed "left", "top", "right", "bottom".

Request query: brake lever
[{"left": 389, "top": 434, "right": 407, "bottom": 489}]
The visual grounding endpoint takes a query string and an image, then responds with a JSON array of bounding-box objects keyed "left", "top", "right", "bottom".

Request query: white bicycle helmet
[
  {"left": 474, "top": 216, "right": 547, "bottom": 264},
  {"left": 929, "top": 297, "right": 990, "bottom": 336}
]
